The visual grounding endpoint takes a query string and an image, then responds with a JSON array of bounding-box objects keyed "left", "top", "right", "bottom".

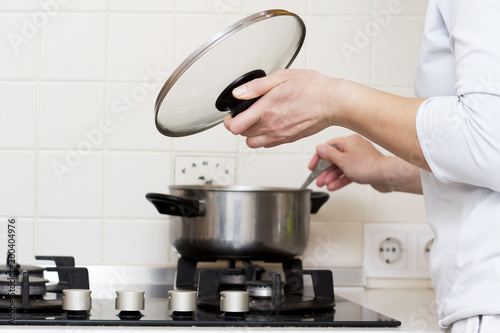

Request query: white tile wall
[
  {"left": 0, "top": 1, "right": 39, "bottom": 11},
  {"left": 0, "top": 14, "right": 38, "bottom": 80},
  {"left": 40, "top": 14, "right": 107, "bottom": 80},
  {"left": 310, "top": 0, "right": 373, "bottom": 15},
  {"left": 38, "top": 83, "right": 106, "bottom": 148},
  {"left": 176, "top": 0, "right": 240, "bottom": 14},
  {"left": 108, "top": 0, "right": 174, "bottom": 12},
  {"left": 302, "top": 221, "right": 364, "bottom": 267},
  {"left": 236, "top": 153, "right": 303, "bottom": 188},
  {"left": 104, "top": 81, "right": 171, "bottom": 151},
  {"left": 171, "top": 125, "right": 238, "bottom": 153},
  {"left": 0, "top": 83, "right": 37, "bottom": 148},
  {"left": 173, "top": 13, "right": 241, "bottom": 64},
  {"left": 57, "top": 0, "right": 107, "bottom": 12},
  {"left": 14, "top": 218, "right": 35, "bottom": 264},
  {"left": 35, "top": 219, "right": 103, "bottom": 263},
  {"left": 37, "top": 151, "right": 103, "bottom": 217},
  {"left": 243, "top": 1, "right": 308, "bottom": 15},
  {"left": 108, "top": 13, "right": 174, "bottom": 81},
  {"left": 375, "top": 0, "right": 428, "bottom": 15},
  {"left": 0, "top": 0, "right": 428, "bottom": 270},
  {"left": 0, "top": 152, "right": 36, "bottom": 216},
  {"left": 372, "top": 17, "right": 425, "bottom": 86},
  {"left": 102, "top": 219, "right": 170, "bottom": 264},
  {"left": 103, "top": 152, "right": 171, "bottom": 218},
  {"left": 308, "top": 16, "right": 372, "bottom": 85}
]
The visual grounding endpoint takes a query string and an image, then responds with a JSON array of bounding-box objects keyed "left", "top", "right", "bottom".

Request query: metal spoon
[{"left": 300, "top": 144, "right": 340, "bottom": 189}]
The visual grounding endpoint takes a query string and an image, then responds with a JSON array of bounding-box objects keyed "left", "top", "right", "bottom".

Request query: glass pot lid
[{"left": 155, "top": 9, "right": 306, "bottom": 137}]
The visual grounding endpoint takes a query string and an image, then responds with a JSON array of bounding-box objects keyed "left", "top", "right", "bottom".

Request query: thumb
[
  {"left": 232, "top": 70, "right": 286, "bottom": 100},
  {"left": 316, "top": 143, "right": 342, "bottom": 163}
]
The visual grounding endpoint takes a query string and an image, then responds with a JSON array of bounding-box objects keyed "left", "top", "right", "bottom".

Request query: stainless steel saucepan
[{"left": 146, "top": 186, "right": 329, "bottom": 260}]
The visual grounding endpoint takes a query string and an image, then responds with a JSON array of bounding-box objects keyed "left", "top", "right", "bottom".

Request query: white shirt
[{"left": 415, "top": 0, "right": 500, "bottom": 328}]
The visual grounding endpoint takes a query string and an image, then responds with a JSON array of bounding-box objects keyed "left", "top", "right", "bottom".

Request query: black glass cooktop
[{"left": 0, "top": 296, "right": 400, "bottom": 327}]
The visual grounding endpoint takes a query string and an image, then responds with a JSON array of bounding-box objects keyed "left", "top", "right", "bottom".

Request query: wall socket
[
  {"left": 364, "top": 223, "right": 434, "bottom": 278},
  {"left": 174, "top": 155, "right": 236, "bottom": 186}
]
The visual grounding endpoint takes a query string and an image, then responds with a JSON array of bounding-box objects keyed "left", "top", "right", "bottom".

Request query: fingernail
[
  {"left": 317, "top": 145, "right": 326, "bottom": 155},
  {"left": 233, "top": 85, "right": 247, "bottom": 98}
]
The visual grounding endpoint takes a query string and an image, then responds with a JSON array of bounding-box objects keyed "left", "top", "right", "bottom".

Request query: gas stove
[{"left": 0, "top": 256, "right": 401, "bottom": 327}]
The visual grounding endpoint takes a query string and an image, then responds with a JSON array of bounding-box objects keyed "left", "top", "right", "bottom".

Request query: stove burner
[
  {"left": 246, "top": 281, "right": 273, "bottom": 298},
  {"left": 0, "top": 256, "right": 90, "bottom": 312},
  {"left": 0, "top": 274, "right": 49, "bottom": 297},
  {"left": 0, "top": 263, "right": 44, "bottom": 278},
  {"left": 180, "top": 257, "right": 336, "bottom": 314},
  {"left": 196, "top": 268, "right": 335, "bottom": 313},
  {"left": 219, "top": 273, "right": 246, "bottom": 285}
]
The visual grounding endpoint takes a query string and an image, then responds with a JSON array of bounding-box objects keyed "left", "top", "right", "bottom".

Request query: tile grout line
[
  {"left": 33, "top": 1, "right": 42, "bottom": 259},
  {"left": 100, "top": 0, "right": 112, "bottom": 264}
]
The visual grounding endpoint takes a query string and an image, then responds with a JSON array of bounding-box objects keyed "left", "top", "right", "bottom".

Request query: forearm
[
  {"left": 327, "top": 79, "right": 430, "bottom": 172},
  {"left": 375, "top": 156, "right": 423, "bottom": 194}
]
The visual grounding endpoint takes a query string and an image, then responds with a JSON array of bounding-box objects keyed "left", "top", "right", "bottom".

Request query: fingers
[
  {"left": 224, "top": 102, "right": 279, "bottom": 140},
  {"left": 315, "top": 166, "right": 352, "bottom": 191},
  {"left": 316, "top": 143, "right": 343, "bottom": 161},
  {"left": 232, "top": 70, "right": 287, "bottom": 100},
  {"left": 316, "top": 166, "right": 340, "bottom": 185},
  {"left": 308, "top": 141, "right": 343, "bottom": 169},
  {"left": 327, "top": 175, "right": 352, "bottom": 191},
  {"left": 224, "top": 71, "right": 288, "bottom": 136},
  {"left": 308, "top": 140, "right": 351, "bottom": 191},
  {"left": 225, "top": 69, "right": 328, "bottom": 146},
  {"left": 318, "top": 166, "right": 342, "bottom": 185},
  {"left": 223, "top": 108, "right": 262, "bottom": 136},
  {"left": 308, "top": 154, "right": 320, "bottom": 170}
]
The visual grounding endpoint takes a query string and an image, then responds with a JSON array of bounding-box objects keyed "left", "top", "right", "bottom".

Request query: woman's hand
[
  {"left": 312, "top": 135, "right": 423, "bottom": 194},
  {"left": 223, "top": 69, "right": 334, "bottom": 148},
  {"left": 223, "top": 68, "right": 430, "bottom": 173}
]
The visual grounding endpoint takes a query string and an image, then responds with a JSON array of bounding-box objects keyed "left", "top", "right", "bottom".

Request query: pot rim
[{"left": 168, "top": 185, "right": 312, "bottom": 193}]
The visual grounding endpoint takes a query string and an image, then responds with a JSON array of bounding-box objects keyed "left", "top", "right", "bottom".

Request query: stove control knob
[
  {"left": 115, "top": 290, "right": 145, "bottom": 311},
  {"left": 62, "top": 289, "right": 92, "bottom": 311},
  {"left": 220, "top": 290, "right": 249, "bottom": 313},
  {"left": 168, "top": 290, "right": 197, "bottom": 312}
]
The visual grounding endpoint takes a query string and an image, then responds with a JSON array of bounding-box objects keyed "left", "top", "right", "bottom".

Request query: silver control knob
[
  {"left": 115, "top": 290, "right": 145, "bottom": 311},
  {"left": 62, "top": 289, "right": 92, "bottom": 311},
  {"left": 220, "top": 290, "right": 249, "bottom": 313},
  {"left": 168, "top": 290, "right": 197, "bottom": 312}
]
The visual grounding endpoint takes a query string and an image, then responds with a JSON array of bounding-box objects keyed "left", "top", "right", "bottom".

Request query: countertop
[
  {"left": 334, "top": 288, "right": 441, "bottom": 332},
  {"left": 2, "top": 288, "right": 442, "bottom": 333}
]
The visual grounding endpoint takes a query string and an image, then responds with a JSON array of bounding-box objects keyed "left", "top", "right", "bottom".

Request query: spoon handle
[{"left": 300, "top": 144, "right": 340, "bottom": 189}]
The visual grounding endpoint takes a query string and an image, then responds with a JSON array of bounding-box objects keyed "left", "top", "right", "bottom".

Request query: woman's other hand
[{"left": 311, "top": 135, "right": 423, "bottom": 194}]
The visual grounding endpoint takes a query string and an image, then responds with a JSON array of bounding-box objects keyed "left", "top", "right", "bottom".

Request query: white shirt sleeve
[{"left": 416, "top": 0, "right": 500, "bottom": 192}]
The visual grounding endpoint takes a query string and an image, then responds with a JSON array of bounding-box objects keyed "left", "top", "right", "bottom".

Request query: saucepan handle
[
  {"left": 145, "top": 193, "right": 205, "bottom": 217},
  {"left": 310, "top": 192, "right": 329, "bottom": 214}
]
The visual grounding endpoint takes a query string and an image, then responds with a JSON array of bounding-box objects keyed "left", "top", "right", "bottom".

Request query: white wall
[{"left": 0, "top": 0, "right": 428, "bottom": 268}]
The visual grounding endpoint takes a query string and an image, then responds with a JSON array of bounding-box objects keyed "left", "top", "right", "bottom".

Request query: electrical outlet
[
  {"left": 379, "top": 237, "right": 403, "bottom": 264},
  {"left": 364, "top": 223, "right": 410, "bottom": 277},
  {"left": 174, "top": 155, "right": 235, "bottom": 186},
  {"left": 364, "top": 223, "right": 433, "bottom": 278}
]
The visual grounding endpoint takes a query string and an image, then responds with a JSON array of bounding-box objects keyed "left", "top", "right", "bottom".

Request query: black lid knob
[{"left": 215, "top": 69, "right": 266, "bottom": 117}]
